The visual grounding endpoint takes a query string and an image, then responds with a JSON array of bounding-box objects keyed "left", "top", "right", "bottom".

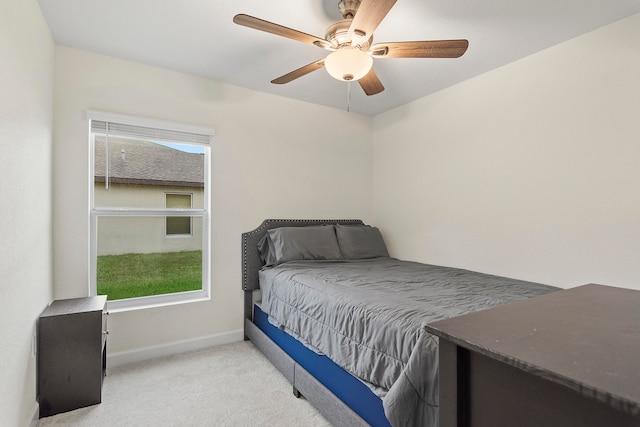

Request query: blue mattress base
[{"left": 254, "top": 305, "right": 391, "bottom": 427}]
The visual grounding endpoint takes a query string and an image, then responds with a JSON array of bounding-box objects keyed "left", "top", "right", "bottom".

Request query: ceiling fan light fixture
[{"left": 324, "top": 46, "right": 373, "bottom": 81}]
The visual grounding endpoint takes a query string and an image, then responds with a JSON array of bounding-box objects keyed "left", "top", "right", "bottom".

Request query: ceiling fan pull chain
[{"left": 347, "top": 81, "right": 352, "bottom": 112}]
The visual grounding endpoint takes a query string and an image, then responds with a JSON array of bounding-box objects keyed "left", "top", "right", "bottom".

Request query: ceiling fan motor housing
[
  {"left": 328, "top": 0, "right": 373, "bottom": 50},
  {"left": 325, "top": 19, "right": 372, "bottom": 50}
]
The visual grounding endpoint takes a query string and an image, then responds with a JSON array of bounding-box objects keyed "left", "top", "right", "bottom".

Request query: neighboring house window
[
  {"left": 166, "top": 193, "right": 192, "bottom": 236},
  {"left": 88, "top": 110, "right": 214, "bottom": 311}
]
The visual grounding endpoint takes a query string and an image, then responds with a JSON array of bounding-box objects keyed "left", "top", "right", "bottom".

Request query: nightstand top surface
[{"left": 41, "top": 296, "right": 107, "bottom": 317}]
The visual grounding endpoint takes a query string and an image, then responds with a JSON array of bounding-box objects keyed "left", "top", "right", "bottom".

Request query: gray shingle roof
[{"left": 94, "top": 137, "right": 204, "bottom": 187}]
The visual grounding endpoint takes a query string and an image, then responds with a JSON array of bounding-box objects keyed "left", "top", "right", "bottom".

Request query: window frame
[{"left": 87, "top": 110, "right": 214, "bottom": 312}]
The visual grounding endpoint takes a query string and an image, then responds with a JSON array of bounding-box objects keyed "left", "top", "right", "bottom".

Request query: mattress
[{"left": 259, "top": 257, "right": 558, "bottom": 426}]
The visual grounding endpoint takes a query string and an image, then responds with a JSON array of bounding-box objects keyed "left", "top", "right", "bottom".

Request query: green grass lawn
[{"left": 97, "top": 250, "right": 202, "bottom": 300}]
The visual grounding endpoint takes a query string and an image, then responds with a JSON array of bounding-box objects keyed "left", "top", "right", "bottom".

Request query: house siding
[{"left": 95, "top": 183, "right": 204, "bottom": 255}]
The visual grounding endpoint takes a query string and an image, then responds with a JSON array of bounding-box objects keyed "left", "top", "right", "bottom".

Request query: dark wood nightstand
[{"left": 37, "top": 296, "right": 108, "bottom": 418}]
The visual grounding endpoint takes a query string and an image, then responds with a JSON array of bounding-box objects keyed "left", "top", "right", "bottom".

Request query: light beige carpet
[{"left": 38, "top": 341, "right": 332, "bottom": 426}]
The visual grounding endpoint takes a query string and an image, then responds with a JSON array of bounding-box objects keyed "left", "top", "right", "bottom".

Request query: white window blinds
[
  {"left": 87, "top": 110, "right": 214, "bottom": 145},
  {"left": 90, "top": 120, "right": 211, "bottom": 145}
]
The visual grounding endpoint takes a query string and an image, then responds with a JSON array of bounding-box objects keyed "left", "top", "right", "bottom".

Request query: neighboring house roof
[{"left": 94, "top": 137, "right": 204, "bottom": 187}]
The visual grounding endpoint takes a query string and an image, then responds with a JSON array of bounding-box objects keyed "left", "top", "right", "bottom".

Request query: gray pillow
[
  {"left": 335, "top": 224, "right": 389, "bottom": 259},
  {"left": 258, "top": 225, "right": 343, "bottom": 266},
  {"left": 257, "top": 233, "right": 278, "bottom": 267}
]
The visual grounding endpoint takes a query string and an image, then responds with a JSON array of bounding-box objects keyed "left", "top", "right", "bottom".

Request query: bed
[{"left": 242, "top": 219, "right": 559, "bottom": 426}]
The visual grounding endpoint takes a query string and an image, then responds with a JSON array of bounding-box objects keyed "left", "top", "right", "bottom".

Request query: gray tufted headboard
[
  {"left": 241, "top": 218, "right": 364, "bottom": 292},
  {"left": 241, "top": 219, "right": 364, "bottom": 323}
]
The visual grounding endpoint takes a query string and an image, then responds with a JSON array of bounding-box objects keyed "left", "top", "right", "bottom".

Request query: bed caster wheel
[{"left": 293, "top": 386, "right": 302, "bottom": 398}]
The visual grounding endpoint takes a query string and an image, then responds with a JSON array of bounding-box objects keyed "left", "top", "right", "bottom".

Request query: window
[
  {"left": 88, "top": 110, "right": 214, "bottom": 311},
  {"left": 166, "top": 193, "right": 192, "bottom": 236}
]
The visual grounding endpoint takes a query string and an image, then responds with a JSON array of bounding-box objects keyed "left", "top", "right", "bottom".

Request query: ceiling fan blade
[
  {"left": 271, "top": 60, "right": 325, "bottom": 84},
  {"left": 233, "top": 14, "right": 331, "bottom": 49},
  {"left": 348, "top": 0, "right": 397, "bottom": 46},
  {"left": 371, "top": 40, "right": 469, "bottom": 58},
  {"left": 358, "top": 68, "right": 384, "bottom": 96}
]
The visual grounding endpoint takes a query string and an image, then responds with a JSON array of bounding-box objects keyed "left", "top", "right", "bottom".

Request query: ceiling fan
[{"left": 233, "top": 0, "right": 469, "bottom": 96}]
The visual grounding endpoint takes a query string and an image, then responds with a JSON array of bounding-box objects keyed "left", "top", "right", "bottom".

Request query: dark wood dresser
[
  {"left": 425, "top": 284, "right": 640, "bottom": 427},
  {"left": 37, "top": 296, "right": 108, "bottom": 418}
]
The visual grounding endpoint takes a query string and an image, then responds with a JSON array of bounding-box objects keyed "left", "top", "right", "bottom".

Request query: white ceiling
[{"left": 37, "top": 0, "right": 640, "bottom": 116}]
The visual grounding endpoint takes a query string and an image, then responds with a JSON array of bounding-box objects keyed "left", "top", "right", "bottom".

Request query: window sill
[{"left": 103, "top": 291, "right": 210, "bottom": 313}]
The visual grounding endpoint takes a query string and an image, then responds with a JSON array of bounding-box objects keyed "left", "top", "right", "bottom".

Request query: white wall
[
  {"left": 53, "top": 46, "right": 373, "bottom": 357},
  {"left": 373, "top": 13, "right": 640, "bottom": 290},
  {"left": 0, "top": 0, "right": 54, "bottom": 425}
]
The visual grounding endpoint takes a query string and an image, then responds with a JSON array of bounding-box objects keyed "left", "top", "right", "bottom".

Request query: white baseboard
[
  {"left": 28, "top": 403, "right": 38, "bottom": 427},
  {"left": 106, "top": 329, "right": 244, "bottom": 370}
]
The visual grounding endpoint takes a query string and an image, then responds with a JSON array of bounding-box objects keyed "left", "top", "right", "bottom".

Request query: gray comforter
[{"left": 259, "top": 257, "right": 558, "bottom": 427}]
